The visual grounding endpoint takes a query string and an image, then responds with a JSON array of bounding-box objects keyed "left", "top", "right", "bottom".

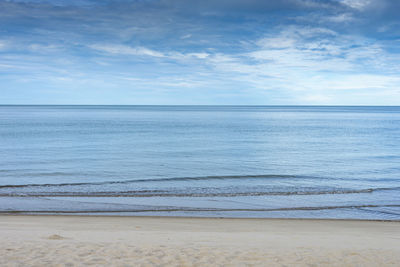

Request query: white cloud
[
  {"left": 339, "top": 0, "right": 372, "bottom": 10},
  {"left": 326, "top": 13, "right": 354, "bottom": 23},
  {"left": 89, "top": 44, "right": 213, "bottom": 62},
  {"left": 181, "top": 34, "right": 192, "bottom": 39},
  {"left": 187, "top": 52, "right": 209, "bottom": 59},
  {"left": 301, "top": 94, "right": 332, "bottom": 104},
  {"left": 29, "top": 44, "right": 61, "bottom": 52},
  {"left": 248, "top": 26, "right": 391, "bottom": 74},
  {"left": 256, "top": 37, "right": 295, "bottom": 49},
  {"left": 316, "top": 74, "right": 400, "bottom": 90},
  {"left": 90, "top": 44, "right": 165, "bottom": 58},
  {"left": 0, "top": 40, "right": 8, "bottom": 51},
  {"left": 183, "top": 25, "right": 400, "bottom": 104}
]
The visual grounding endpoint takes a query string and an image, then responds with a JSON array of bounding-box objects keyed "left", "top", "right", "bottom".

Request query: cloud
[
  {"left": 89, "top": 44, "right": 165, "bottom": 57},
  {"left": 339, "top": 0, "right": 372, "bottom": 10},
  {"left": 301, "top": 94, "right": 332, "bottom": 104},
  {"left": 88, "top": 44, "right": 214, "bottom": 63},
  {"left": 247, "top": 25, "right": 394, "bottom": 74},
  {"left": 316, "top": 74, "right": 400, "bottom": 90},
  {"left": 0, "top": 0, "right": 399, "bottom": 104},
  {"left": 180, "top": 34, "right": 192, "bottom": 39},
  {"left": 0, "top": 40, "right": 7, "bottom": 50}
]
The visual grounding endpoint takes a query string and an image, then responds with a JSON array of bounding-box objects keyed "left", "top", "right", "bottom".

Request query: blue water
[{"left": 0, "top": 105, "right": 399, "bottom": 220}]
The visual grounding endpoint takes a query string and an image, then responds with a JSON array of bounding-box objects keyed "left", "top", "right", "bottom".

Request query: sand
[{"left": 0, "top": 216, "right": 399, "bottom": 266}]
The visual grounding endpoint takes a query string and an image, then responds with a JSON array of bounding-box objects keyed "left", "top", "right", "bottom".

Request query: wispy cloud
[
  {"left": 0, "top": 0, "right": 399, "bottom": 104},
  {"left": 339, "top": 0, "right": 372, "bottom": 10},
  {"left": 90, "top": 44, "right": 165, "bottom": 58}
]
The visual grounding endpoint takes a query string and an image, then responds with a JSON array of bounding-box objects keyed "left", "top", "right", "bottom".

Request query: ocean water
[{"left": 0, "top": 105, "right": 399, "bottom": 220}]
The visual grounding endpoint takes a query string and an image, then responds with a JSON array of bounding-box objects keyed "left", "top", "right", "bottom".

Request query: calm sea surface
[{"left": 0, "top": 105, "right": 399, "bottom": 219}]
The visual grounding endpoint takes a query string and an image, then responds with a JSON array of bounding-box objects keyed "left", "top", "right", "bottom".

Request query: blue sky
[{"left": 0, "top": 0, "right": 399, "bottom": 105}]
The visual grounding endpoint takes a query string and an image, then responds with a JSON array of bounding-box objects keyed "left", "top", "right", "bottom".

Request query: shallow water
[{"left": 0, "top": 105, "right": 399, "bottom": 219}]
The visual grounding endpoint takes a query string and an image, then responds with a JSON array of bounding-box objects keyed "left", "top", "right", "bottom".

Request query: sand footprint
[{"left": 47, "top": 234, "right": 67, "bottom": 240}]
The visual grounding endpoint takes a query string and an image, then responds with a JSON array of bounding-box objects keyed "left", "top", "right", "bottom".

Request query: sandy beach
[{"left": 0, "top": 216, "right": 399, "bottom": 266}]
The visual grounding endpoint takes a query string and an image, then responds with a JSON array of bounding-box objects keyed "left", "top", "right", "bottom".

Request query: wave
[
  {"left": 1, "top": 174, "right": 399, "bottom": 189},
  {"left": 2, "top": 204, "right": 400, "bottom": 214},
  {"left": 3, "top": 172, "right": 78, "bottom": 177},
  {"left": 1, "top": 187, "right": 399, "bottom": 197},
  {"left": 0, "top": 174, "right": 307, "bottom": 189}
]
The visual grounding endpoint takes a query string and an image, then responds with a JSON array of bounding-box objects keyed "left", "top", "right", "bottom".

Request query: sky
[{"left": 0, "top": 0, "right": 399, "bottom": 105}]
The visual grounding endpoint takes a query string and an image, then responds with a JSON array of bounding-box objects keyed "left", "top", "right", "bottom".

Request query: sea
[{"left": 0, "top": 105, "right": 399, "bottom": 220}]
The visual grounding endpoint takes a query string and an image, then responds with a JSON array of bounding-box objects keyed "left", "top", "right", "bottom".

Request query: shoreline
[
  {"left": 2, "top": 213, "right": 400, "bottom": 222},
  {"left": 1, "top": 215, "right": 399, "bottom": 266}
]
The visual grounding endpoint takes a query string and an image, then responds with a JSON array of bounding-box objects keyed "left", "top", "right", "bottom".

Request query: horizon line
[{"left": 0, "top": 104, "right": 399, "bottom": 107}]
